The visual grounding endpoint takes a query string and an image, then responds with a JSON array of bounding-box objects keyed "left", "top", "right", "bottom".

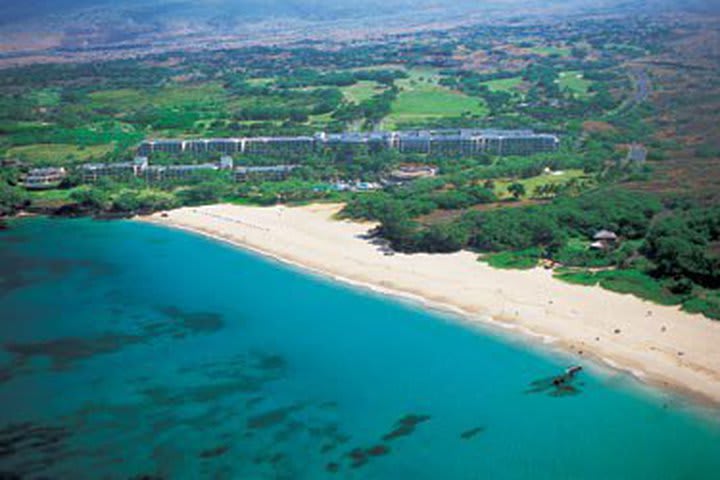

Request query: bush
[
  {"left": 483, "top": 248, "right": 541, "bottom": 269},
  {"left": 0, "top": 182, "right": 29, "bottom": 215},
  {"left": 595, "top": 270, "right": 682, "bottom": 306},
  {"left": 682, "top": 292, "right": 720, "bottom": 320},
  {"left": 70, "top": 186, "right": 110, "bottom": 210}
]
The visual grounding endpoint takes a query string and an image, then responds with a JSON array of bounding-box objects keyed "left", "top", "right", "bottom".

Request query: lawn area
[
  {"left": 153, "top": 83, "right": 227, "bottom": 108},
  {"left": 5, "top": 143, "right": 115, "bottom": 166},
  {"left": 28, "top": 187, "right": 80, "bottom": 202},
  {"left": 493, "top": 169, "right": 589, "bottom": 199},
  {"left": 341, "top": 81, "right": 387, "bottom": 103},
  {"left": 557, "top": 71, "right": 593, "bottom": 97},
  {"left": 386, "top": 69, "right": 487, "bottom": 127},
  {"left": 27, "top": 88, "right": 62, "bottom": 107},
  {"left": 246, "top": 78, "right": 275, "bottom": 86},
  {"left": 88, "top": 88, "right": 147, "bottom": 109},
  {"left": 88, "top": 83, "right": 228, "bottom": 110},
  {"left": 527, "top": 46, "right": 572, "bottom": 57},
  {"left": 482, "top": 77, "right": 523, "bottom": 93}
]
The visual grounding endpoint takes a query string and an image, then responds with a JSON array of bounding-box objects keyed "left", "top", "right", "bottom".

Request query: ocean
[{"left": 1, "top": 217, "right": 719, "bottom": 479}]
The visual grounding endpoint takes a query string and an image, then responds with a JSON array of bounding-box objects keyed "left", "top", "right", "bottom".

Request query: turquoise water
[{"left": 1, "top": 217, "right": 720, "bottom": 479}]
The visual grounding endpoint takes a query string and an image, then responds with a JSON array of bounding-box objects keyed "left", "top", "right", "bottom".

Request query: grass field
[
  {"left": 88, "top": 88, "right": 147, "bottom": 109},
  {"left": 28, "top": 187, "right": 80, "bottom": 202},
  {"left": 246, "top": 78, "right": 275, "bottom": 86},
  {"left": 88, "top": 83, "right": 228, "bottom": 110},
  {"left": 527, "top": 46, "right": 572, "bottom": 57},
  {"left": 386, "top": 69, "right": 487, "bottom": 127},
  {"left": 482, "top": 77, "right": 523, "bottom": 93},
  {"left": 493, "top": 169, "right": 588, "bottom": 199},
  {"left": 27, "top": 88, "right": 61, "bottom": 107},
  {"left": 341, "top": 81, "right": 387, "bottom": 103},
  {"left": 5, "top": 143, "right": 115, "bottom": 166},
  {"left": 557, "top": 71, "right": 593, "bottom": 97}
]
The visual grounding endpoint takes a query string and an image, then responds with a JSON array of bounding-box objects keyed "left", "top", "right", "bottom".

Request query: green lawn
[
  {"left": 5, "top": 143, "right": 115, "bottom": 166},
  {"left": 28, "top": 187, "right": 80, "bottom": 202},
  {"left": 88, "top": 83, "right": 228, "bottom": 110},
  {"left": 493, "top": 169, "right": 589, "bottom": 199},
  {"left": 527, "top": 46, "right": 572, "bottom": 57},
  {"left": 482, "top": 77, "right": 523, "bottom": 93},
  {"left": 341, "top": 81, "right": 387, "bottom": 103},
  {"left": 246, "top": 77, "right": 275, "bottom": 86},
  {"left": 386, "top": 69, "right": 487, "bottom": 127},
  {"left": 27, "top": 88, "right": 62, "bottom": 107},
  {"left": 557, "top": 71, "right": 593, "bottom": 97},
  {"left": 88, "top": 88, "right": 147, "bottom": 109}
]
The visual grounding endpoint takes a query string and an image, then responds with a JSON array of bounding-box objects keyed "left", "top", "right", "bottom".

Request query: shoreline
[{"left": 139, "top": 203, "right": 720, "bottom": 410}]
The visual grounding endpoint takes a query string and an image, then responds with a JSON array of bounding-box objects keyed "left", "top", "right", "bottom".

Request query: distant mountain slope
[
  {"left": 0, "top": 0, "right": 473, "bottom": 25},
  {"left": 0, "top": 0, "right": 709, "bottom": 65}
]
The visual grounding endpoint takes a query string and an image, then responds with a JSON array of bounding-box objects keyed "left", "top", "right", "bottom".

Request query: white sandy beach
[{"left": 143, "top": 203, "right": 720, "bottom": 406}]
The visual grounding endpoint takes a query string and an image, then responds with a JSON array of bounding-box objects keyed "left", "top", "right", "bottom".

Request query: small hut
[{"left": 590, "top": 230, "right": 618, "bottom": 250}]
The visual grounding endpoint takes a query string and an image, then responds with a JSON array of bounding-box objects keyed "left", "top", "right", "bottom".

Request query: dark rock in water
[
  {"left": 325, "top": 462, "right": 340, "bottom": 473},
  {"left": 0, "top": 473, "right": 22, "bottom": 480},
  {"left": 549, "top": 384, "right": 581, "bottom": 397},
  {"left": 128, "top": 475, "right": 164, "bottom": 480},
  {"left": 252, "top": 451, "right": 286, "bottom": 466},
  {"left": 460, "top": 427, "right": 486, "bottom": 440},
  {"left": 246, "top": 396, "right": 264, "bottom": 408},
  {"left": 246, "top": 404, "right": 303, "bottom": 430},
  {"left": 94, "top": 211, "right": 134, "bottom": 220},
  {"left": 381, "top": 414, "right": 431, "bottom": 441},
  {"left": 318, "top": 401, "right": 338, "bottom": 410},
  {"left": 199, "top": 445, "right": 230, "bottom": 458},
  {"left": 255, "top": 353, "right": 286, "bottom": 371},
  {"left": 347, "top": 448, "right": 366, "bottom": 461},
  {"left": 156, "top": 306, "right": 225, "bottom": 335},
  {"left": 0, "top": 220, "right": 8, "bottom": 231},
  {"left": 0, "top": 422, "right": 72, "bottom": 470},
  {"left": 366, "top": 444, "right": 390, "bottom": 456},
  {"left": 527, "top": 367, "right": 584, "bottom": 397},
  {"left": 274, "top": 420, "right": 305, "bottom": 442},
  {"left": 4, "top": 333, "right": 144, "bottom": 372}
]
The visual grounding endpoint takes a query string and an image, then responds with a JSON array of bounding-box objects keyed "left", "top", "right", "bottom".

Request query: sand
[{"left": 142, "top": 203, "right": 720, "bottom": 407}]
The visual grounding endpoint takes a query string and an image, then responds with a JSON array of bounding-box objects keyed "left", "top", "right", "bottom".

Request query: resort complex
[
  {"left": 137, "top": 129, "right": 560, "bottom": 158},
  {"left": 34, "top": 128, "right": 556, "bottom": 186},
  {"left": 23, "top": 167, "right": 68, "bottom": 190}
]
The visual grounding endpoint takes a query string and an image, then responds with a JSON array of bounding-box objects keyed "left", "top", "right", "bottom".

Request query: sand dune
[{"left": 142, "top": 203, "right": 720, "bottom": 406}]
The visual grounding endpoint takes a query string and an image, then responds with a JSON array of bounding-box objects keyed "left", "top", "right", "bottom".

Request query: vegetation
[
  {"left": 483, "top": 249, "right": 541, "bottom": 269},
  {"left": 1, "top": 13, "right": 718, "bottom": 318}
]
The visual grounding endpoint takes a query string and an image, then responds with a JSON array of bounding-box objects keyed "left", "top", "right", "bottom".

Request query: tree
[
  {"left": 70, "top": 186, "right": 109, "bottom": 210},
  {"left": 0, "top": 182, "right": 29, "bottom": 216},
  {"left": 507, "top": 182, "right": 526, "bottom": 200},
  {"left": 136, "top": 190, "right": 178, "bottom": 211},
  {"left": 175, "top": 181, "right": 230, "bottom": 206},
  {"left": 111, "top": 189, "right": 142, "bottom": 212}
]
